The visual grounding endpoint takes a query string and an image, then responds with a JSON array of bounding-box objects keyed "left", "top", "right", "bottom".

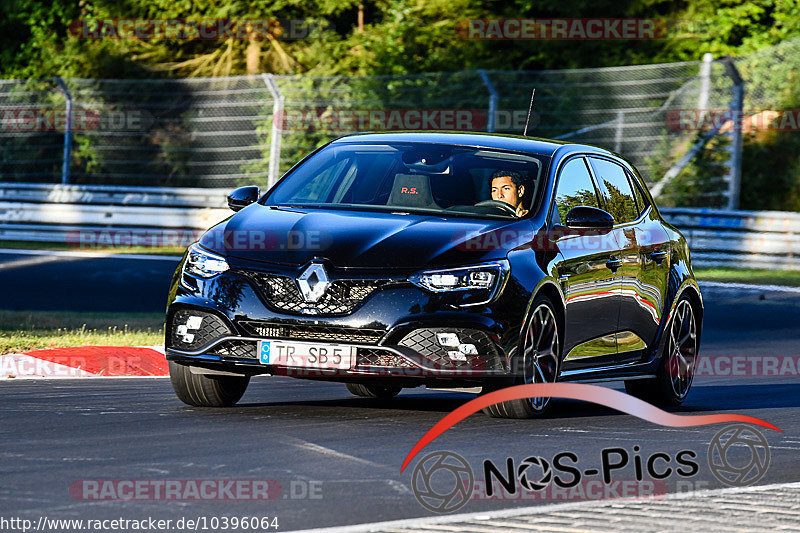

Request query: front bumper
[
  {"left": 166, "top": 336, "right": 507, "bottom": 378},
  {"left": 165, "top": 255, "right": 527, "bottom": 385},
  {"left": 165, "top": 307, "right": 510, "bottom": 384}
]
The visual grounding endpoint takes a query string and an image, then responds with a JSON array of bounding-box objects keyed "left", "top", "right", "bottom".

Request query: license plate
[{"left": 257, "top": 340, "right": 355, "bottom": 370}]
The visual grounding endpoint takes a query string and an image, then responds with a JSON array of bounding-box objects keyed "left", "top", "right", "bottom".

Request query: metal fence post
[
  {"left": 261, "top": 73, "right": 284, "bottom": 189},
  {"left": 613, "top": 111, "right": 624, "bottom": 152},
  {"left": 723, "top": 57, "right": 744, "bottom": 210},
  {"left": 697, "top": 53, "right": 713, "bottom": 119},
  {"left": 54, "top": 77, "right": 73, "bottom": 185},
  {"left": 649, "top": 54, "right": 715, "bottom": 199},
  {"left": 478, "top": 70, "right": 497, "bottom": 133}
]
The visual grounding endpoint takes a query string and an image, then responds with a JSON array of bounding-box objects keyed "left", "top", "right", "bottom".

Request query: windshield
[{"left": 264, "top": 142, "right": 549, "bottom": 219}]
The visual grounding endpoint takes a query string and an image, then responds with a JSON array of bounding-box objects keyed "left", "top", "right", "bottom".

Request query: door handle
[
  {"left": 606, "top": 257, "right": 622, "bottom": 271},
  {"left": 649, "top": 250, "right": 668, "bottom": 264}
]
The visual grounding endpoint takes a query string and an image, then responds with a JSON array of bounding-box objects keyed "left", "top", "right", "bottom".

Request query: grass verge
[
  {"left": 0, "top": 311, "right": 164, "bottom": 355},
  {"left": 694, "top": 268, "right": 800, "bottom": 287}
]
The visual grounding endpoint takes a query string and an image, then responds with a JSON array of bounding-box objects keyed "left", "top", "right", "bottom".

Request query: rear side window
[
  {"left": 628, "top": 171, "right": 650, "bottom": 215},
  {"left": 551, "top": 157, "right": 600, "bottom": 225},
  {"left": 589, "top": 157, "right": 639, "bottom": 224}
]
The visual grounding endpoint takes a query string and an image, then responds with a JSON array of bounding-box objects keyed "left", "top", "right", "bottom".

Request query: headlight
[
  {"left": 408, "top": 260, "right": 510, "bottom": 306},
  {"left": 184, "top": 243, "right": 229, "bottom": 278}
]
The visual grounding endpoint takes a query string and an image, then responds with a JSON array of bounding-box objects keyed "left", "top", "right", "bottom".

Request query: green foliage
[
  {"left": 603, "top": 184, "right": 639, "bottom": 222},
  {"left": 4, "top": 0, "right": 800, "bottom": 79},
  {"left": 740, "top": 130, "right": 800, "bottom": 210},
  {"left": 658, "top": 0, "right": 800, "bottom": 60},
  {"left": 653, "top": 37, "right": 800, "bottom": 210},
  {"left": 656, "top": 134, "right": 731, "bottom": 207},
  {"left": 555, "top": 189, "right": 599, "bottom": 222},
  {"left": 0, "top": 0, "right": 356, "bottom": 78}
]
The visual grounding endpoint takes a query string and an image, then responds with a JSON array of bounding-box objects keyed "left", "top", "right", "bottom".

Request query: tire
[
  {"left": 169, "top": 361, "right": 250, "bottom": 407},
  {"left": 625, "top": 296, "right": 699, "bottom": 407},
  {"left": 482, "top": 294, "right": 561, "bottom": 419},
  {"left": 346, "top": 382, "right": 402, "bottom": 398}
]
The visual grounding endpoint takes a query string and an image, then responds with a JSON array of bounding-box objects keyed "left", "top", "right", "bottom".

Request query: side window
[
  {"left": 551, "top": 157, "right": 600, "bottom": 225},
  {"left": 589, "top": 157, "right": 639, "bottom": 224}
]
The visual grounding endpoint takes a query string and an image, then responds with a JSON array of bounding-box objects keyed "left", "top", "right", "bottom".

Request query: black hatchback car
[{"left": 165, "top": 132, "right": 702, "bottom": 418}]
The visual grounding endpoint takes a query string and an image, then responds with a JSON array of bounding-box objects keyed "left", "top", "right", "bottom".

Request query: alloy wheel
[
  {"left": 666, "top": 299, "right": 698, "bottom": 400},
  {"left": 522, "top": 303, "right": 560, "bottom": 411}
]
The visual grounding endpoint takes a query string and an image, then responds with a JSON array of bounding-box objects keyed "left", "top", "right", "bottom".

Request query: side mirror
[
  {"left": 227, "top": 186, "right": 260, "bottom": 212},
  {"left": 565, "top": 206, "right": 614, "bottom": 230}
]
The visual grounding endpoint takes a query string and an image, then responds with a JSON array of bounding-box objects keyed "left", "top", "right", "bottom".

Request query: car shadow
[
  {"left": 676, "top": 383, "right": 800, "bottom": 411},
  {"left": 231, "top": 382, "right": 800, "bottom": 420},
  {"left": 236, "top": 392, "right": 474, "bottom": 414}
]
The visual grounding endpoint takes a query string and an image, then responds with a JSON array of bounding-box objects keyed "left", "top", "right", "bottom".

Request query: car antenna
[{"left": 523, "top": 88, "right": 536, "bottom": 136}]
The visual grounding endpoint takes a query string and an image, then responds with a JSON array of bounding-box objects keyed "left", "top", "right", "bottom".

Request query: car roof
[{"left": 329, "top": 131, "right": 612, "bottom": 157}]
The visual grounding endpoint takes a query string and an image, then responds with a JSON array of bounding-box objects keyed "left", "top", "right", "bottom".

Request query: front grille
[
  {"left": 209, "top": 340, "right": 258, "bottom": 360},
  {"left": 238, "top": 270, "right": 391, "bottom": 316},
  {"left": 356, "top": 348, "right": 415, "bottom": 368},
  {"left": 169, "top": 309, "right": 233, "bottom": 351},
  {"left": 238, "top": 321, "right": 386, "bottom": 344},
  {"left": 397, "top": 328, "right": 502, "bottom": 370}
]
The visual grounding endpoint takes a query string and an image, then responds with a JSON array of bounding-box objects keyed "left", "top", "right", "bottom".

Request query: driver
[{"left": 490, "top": 169, "right": 528, "bottom": 217}]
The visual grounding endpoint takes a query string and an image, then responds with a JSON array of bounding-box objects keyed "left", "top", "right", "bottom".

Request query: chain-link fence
[
  {"left": 3, "top": 41, "right": 797, "bottom": 206},
  {"left": 0, "top": 76, "right": 275, "bottom": 187},
  {"left": 0, "top": 78, "right": 67, "bottom": 182}
]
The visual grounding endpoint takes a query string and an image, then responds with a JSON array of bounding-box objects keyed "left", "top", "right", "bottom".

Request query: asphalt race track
[
  {"left": 0, "top": 251, "right": 180, "bottom": 312},
  {"left": 1, "top": 250, "right": 800, "bottom": 530}
]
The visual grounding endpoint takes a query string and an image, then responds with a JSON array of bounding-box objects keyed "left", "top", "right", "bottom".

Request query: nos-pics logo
[{"left": 411, "top": 424, "right": 771, "bottom": 513}]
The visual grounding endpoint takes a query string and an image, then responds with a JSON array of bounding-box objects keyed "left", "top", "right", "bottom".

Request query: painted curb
[{"left": 1, "top": 345, "right": 168, "bottom": 379}]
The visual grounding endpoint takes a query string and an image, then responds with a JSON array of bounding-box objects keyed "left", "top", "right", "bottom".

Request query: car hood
[{"left": 198, "top": 203, "right": 521, "bottom": 269}]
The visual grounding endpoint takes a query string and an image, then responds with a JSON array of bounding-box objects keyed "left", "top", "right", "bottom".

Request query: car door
[
  {"left": 548, "top": 156, "right": 622, "bottom": 370},
  {"left": 587, "top": 156, "right": 667, "bottom": 361},
  {"left": 627, "top": 166, "right": 671, "bottom": 352}
]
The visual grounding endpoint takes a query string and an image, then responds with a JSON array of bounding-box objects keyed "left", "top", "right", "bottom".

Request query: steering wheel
[{"left": 475, "top": 199, "right": 518, "bottom": 216}]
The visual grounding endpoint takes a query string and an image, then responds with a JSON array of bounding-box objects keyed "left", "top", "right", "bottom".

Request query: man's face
[{"left": 491, "top": 176, "right": 525, "bottom": 208}]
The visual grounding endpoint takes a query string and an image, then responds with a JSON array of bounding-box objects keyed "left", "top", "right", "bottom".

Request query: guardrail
[
  {"left": 0, "top": 184, "right": 231, "bottom": 246},
  {"left": 660, "top": 207, "right": 800, "bottom": 270},
  {"left": 0, "top": 183, "right": 229, "bottom": 208},
  {"left": 0, "top": 184, "right": 798, "bottom": 270}
]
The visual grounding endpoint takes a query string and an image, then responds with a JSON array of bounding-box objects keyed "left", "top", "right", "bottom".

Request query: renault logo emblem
[{"left": 297, "top": 263, "right": 330, "bottom": 303}]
